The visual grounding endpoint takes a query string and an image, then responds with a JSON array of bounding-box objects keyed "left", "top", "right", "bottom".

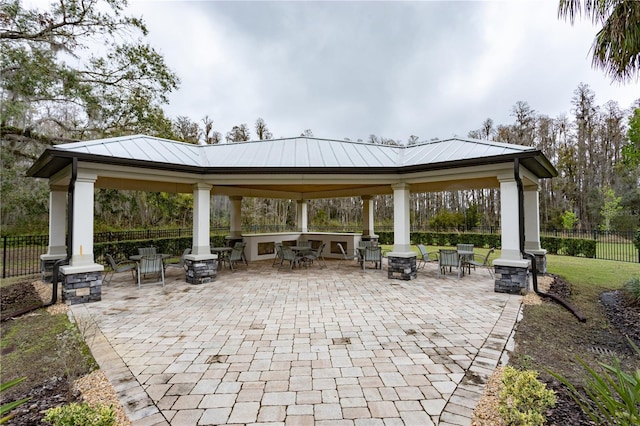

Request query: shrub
[
  {"left": 550, "top": 340, "right": 640, "bottom": 426},
  {"left": 541, "top": 236, "right": 561, "bottom": 254},
  {"left": 624, "top": 277, "right": 640, "bottom": 307},
  {"left": 43, "top": 403, "right": 116, "bottom": 426},
  {"left": 498, "top": 366, "right": 556, "bottom": 425}
]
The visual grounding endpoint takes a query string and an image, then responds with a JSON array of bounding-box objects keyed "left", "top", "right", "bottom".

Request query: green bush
[
  {"left": 498, "top": 366, "right": 556, "bottom": 425},
  {"left": 624, "top": 277, "right": 640, "bottom": 307},
  {"left": 540, "top": 236, "right": 596, "bottom": 258},
  {"left": 94, "top": 234, "right": 230, "bottom": 266},
  {"left": 564, "top": 238, "right": 582, "bottom": 256},
  {"left": 550, "top": 340, "right": 640, "bottom": 426},
  {"left": 541, "top": 236, "right": 561, "bottom": 254},
  {"left": 579, "top": 239, "right": 597, "bottom": 258},
  {"left": 43, "top": 403, "right": 115, "bottom": 426},
  {"left": 376, "top": 231, "right": 393, "bottom": 245}
]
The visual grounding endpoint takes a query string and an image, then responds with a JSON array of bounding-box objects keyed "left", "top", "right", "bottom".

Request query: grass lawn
[{"left": 546, "top": 253, "right": 640, "bottom": 288}]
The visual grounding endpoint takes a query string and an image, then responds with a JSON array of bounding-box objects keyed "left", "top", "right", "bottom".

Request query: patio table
[
  {"left": 211, "top": 247, "right": 233, "bottom": 270},
  {"left": 290, "top": 245, "right": 313, "bottom": 255},
  {"left": 129, "top": 253, "right": 172, "bottom": 262},
  {"left": 287, "top": 246, "right": 312, "bottom": 268}
]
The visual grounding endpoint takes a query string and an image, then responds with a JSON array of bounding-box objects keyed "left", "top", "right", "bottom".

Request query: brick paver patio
[{"left": 71, "top": 258, "right": 522, "bottom": 425}]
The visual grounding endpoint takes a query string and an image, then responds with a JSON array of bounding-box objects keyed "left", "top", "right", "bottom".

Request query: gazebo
[{"left": 27, "top": 135, "right": 557, "bottom": 303}]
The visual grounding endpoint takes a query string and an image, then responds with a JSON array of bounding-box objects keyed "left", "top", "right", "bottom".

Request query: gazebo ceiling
[{"left": 28, "top": 134, "right": 557, "bottom": 198}]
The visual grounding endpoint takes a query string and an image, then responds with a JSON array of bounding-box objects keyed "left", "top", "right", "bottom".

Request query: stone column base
[
  {"left": 40, "top": 254, "right": 66, "bottom": 283},
  {"left": 494, "top": 265, "right": 529, "bottom": 294},
  {"left": 529, "top": 251, "right": 547, "bottom": 274},
  {"left": 387, "top": 254, "right": 417, "bottom": 280},
  {"left": 62, "top": 271, "right": 102, "bottom": 304},
  {"left": 185, "top": 258, "right": 217, "bottom": 284}
]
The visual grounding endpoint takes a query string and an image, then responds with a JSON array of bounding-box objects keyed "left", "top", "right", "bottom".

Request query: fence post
[{"left": 2, "top": 235, "right": 7, "bottom": 279}]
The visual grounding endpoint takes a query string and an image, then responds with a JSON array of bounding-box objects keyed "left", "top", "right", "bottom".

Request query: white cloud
[{"left": 127, "top": 0, "right": 639, "bottom": 142}]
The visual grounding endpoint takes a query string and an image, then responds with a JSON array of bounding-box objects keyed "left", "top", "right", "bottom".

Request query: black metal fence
[
  {"left": 2, "top": 227, "right": 638, "bottom": 279},
  {"left": 1, "top": 234, "right": 49, "bottom": 279}
]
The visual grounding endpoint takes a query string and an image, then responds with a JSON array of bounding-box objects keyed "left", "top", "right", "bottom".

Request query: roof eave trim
[{"left": 26, "top": 148, "right": 558, "bottom": 179}]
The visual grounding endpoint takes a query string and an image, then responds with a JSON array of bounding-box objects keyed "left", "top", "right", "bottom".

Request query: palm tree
[{"left": 558, "top": 0, "right": 640, "bottom": 82}]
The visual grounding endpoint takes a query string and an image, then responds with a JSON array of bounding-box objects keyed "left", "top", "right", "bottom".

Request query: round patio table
[{"left": 211, "top": 247, "right": 233, "bottom": 270}]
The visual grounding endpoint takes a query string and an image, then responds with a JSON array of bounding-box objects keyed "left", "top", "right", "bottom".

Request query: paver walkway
[{"left": 71, "top": 259, "right": 522, "bottom": 425}]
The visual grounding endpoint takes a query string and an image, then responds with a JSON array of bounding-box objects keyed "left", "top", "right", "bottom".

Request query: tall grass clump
[
  {"left": 550, "top": 340, "right": 640, "bottom": 425},
  {"left": 623, "top": 277, "right": 640, "bottom": 306}
]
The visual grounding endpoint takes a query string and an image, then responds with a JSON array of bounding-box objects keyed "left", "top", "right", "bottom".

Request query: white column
[
  {"left": 391, "top": 183, "right": 412, "bottom": 253},
  {"left": 296, "top": 200, "right": 308, "bottom": 233},
  {"left": 361, "top": 195, "right": 375, "bottom": 237},
  {"left": 192, "top": 183, "right": 212, "bottom": 256},
  {"left": 524, "top": 186, "right": 544, "bottom": 252},
  {"left": 229, "top": 196, "right": 242, "bottom": 238},
  {"left": 493, "top": 176, "right": 528, "bottom": 267},
  {"left": 69, "top": 175, "right": 97, "bottom": 267},
  {"left": 46, "top": 187, "right": 67, "bottom": 256}
]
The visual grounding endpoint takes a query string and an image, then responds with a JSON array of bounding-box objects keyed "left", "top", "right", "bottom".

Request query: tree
[
  {"left": 469, "top": 118, "right": 496, "bottom": 140},
  {"left": 300, "top": 129, "right": 313, "bottom": 137},
  {"left": 255, "top": 117, "right": 272, "bottom": 140},
  {"left": 561, "top": 210, "right": 579, "bottom": 230},
  {"left": 622, "top": 107, "right": 640, "bottom": 169},
  {"left": 511, "top": 101, "right": 537, "bottom": 146},
  {"left": 201, "top": 115, "right": 222, "bottom": 144},
  {"left": 226, "top": 124, "right": 250, "bottom": 142},
  {"left": 558, "top": 0, "right": 640, "bottom": 82},
  {"left": 202, "top": 115, "right": 214, "bottom": 144},
  {"left": 173, "top": 116, "right": 201, "bottom": 143},
  {"left": 407, "top": 135, "right": 419, "bottom": 145},
  {"left": 599, "top": 187, "right": 622, "bottom": 231},
  {"left": 210, "top": 131, "right": 223, "bottom": 145},
  {"left": 0, "top": 0, "right": 180, "bottom": 137}
]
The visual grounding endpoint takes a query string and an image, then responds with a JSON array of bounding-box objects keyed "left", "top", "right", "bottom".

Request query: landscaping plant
[
  {"left": 550, "top": 339, "right": 640, "bottom": 426},
  {"left": 498, "top": 366, "right": 556, "bottom": 425},
  {"left": 0, "top": 378, "right": 30, "bottom": 424},
  {"left": 43, "top": 402, "right": 116, "bottom": 426},
  {"left": 624, "top": 277, "right": 640, "bottom": 306}
]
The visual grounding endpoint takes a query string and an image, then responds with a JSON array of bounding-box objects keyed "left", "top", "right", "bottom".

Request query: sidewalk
[{"left": 71, "top": 259, "right": 522, "bottom": 425}]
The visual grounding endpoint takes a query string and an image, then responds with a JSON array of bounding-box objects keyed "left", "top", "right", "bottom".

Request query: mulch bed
[
  {"left": 0, "top": 282, "right": 43, "bottom": 321},
  {"left": 541, "top": 276, "right": 639, "bottom": 425}
]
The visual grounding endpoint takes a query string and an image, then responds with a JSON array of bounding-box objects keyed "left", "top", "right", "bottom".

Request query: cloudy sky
[{"left": 128, "top": 0, "right": 639, "bottom": 142}]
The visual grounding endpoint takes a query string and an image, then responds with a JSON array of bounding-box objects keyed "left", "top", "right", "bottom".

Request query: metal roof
[{"left": 27, "top": 134, "right": 558, "bottom": 179}]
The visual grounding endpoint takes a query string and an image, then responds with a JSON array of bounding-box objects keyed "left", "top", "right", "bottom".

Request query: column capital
[
  {"left": 229, "top": 195, "right": 243, "bottom": 201},
  {"left": 193, "top": 182, "right": 212, "bottom": 191},
  {"left": 496, "top": 173, "right": 516, "bottom": 183},
  {"left": 76, "top": 173, "right": 97, "bottom": 184},
  {"left": 391, "top": 182, "right": 410, "bottom": 191},
  {"left": 361, "top": 194, "right": 372, "bottom": 201}
]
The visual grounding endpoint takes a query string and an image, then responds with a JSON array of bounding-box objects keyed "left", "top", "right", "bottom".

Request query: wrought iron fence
[
  {"left": 2, "top": 227, "right": 638, "bottom": 279},
  {"left": 1, "top": 234, "right": 49, "bottom": 278}
]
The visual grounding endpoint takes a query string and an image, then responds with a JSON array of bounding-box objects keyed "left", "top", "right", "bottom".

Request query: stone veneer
[
  {"left": 387, "top": 255, "right": 417, "bottom": 280},
  {"left": 41, "top": 258, "right": 60, "bottom": 283},
  {"left": 185, "top": 258, "right": 217, "bottom": 284},
  {"left": 62, "top": 271, "right": 102, "bottom": 304},
  {"left": 532, "top": 252, "right": 547, "bottom": 274},
  {"left": 494, "top": 265, "right": 529, "bottom": 294}
]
